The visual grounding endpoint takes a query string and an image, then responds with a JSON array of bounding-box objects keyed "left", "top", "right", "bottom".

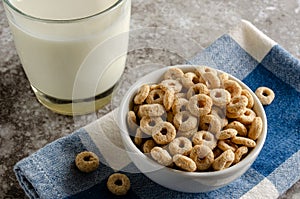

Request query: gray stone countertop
[{"left": 0, "top": 0, "right": 299, "bottom": 198}]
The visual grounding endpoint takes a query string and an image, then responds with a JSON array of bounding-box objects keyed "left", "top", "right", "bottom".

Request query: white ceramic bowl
[{"left": 117, "top": 65, "right": 267, "bottom": 193}]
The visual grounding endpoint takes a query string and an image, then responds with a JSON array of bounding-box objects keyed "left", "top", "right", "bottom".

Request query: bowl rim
[{"left": 117, "top": 64, "right": 267, "bottom": 177}]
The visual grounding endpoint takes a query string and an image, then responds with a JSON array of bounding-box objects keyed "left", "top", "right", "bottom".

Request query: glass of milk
[{"left": 3, "top": 0, "right": 131, "bottom": 115}]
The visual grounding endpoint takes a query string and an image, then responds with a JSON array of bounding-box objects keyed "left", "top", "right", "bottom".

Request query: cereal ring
[
  {"left": 150, "top": 146, "right": 173, "bottom": 166},
  {"left": 75, "top": 151, "right": 100, "bottom": 173},
  {"left": 134, "top": 128, "right": 145, "bottom": 146},
  {"left": 231, "top": 136, "right": 256, "bottom": 148},
  {"left": 173, "top": 111, "right": 198, "bottom": 131},
  {"left": 225, "top": 121, "right": 248, "bottom": 137},
  {"left": 134, "top": 84, "right": 150, "bottom": 104},
  {"left": 140, "top": 116, "right": 163, "bottom": 135},
  {"left": 255, "top": 86, "right": 275, "bottom": 105},
  {"left": 173, "top": 154, "right": 197, "bottom": 172},
  {"left": 181, "top": 72, "right": 199, "bottom": 88},
  {"left": 152, "top": 122, "right": 176, "bottom": 145},
  {"left": 168, "top": 137, "right": 193, "bottom": 156},
  {"left": 127, "top": 111, "right": 138, "bottom": 133},
  {"left": 195, "top": 65, "right": 218, "bottom": 77},
  {"left": 171, "top": 97, "right": 189, "bottom": 114},
  {"left": 227, "top": 95, "right": 248, "bottom": 114},
  {"left": 164, "top": 67, "right": 184, "bottom": 80},
  {"left": 199, "top": 114, "right": 222, "bottom": 134},
  {"left": 186, "top": 83, "right": 209, "bottom": 99},
  {"left": 202, "top": 72, "right": 221, "bottom": 89},
  {"left": 219, "top": 72, "right": 229, "bottom": 85},
  {"left": 212, "top": 149, "right": 235, "bottom": 171},
  {"left": 237, "top": 108, "right": 256, "bottom": 125},
  {"left": 138, "top": 104, "right": 165, "bottom": 117},
  {"left": 107, "top": 173, "right": 130, "bottom": 196},
  {"left": 142, "top": 139, "right": 156, "bottom": 153},
  {"left": 217, "top": 140, "right": 238, "bottom": 152},
  {"left": 233, "top": 146, "right": 248, "bottom": 164},
  {"left": 188, "top": 94, "right": 213, "bottom": 117},
  {"left": 209, "top": 88, "right": 231, "bottom": 107},
  {"left": 160, "top": 79, "right": 182, "bottom": 93},
  {"left": 190, "top": 145, "right": 214, "bottom": 171},
  {"left": 211, "top": 106, "right": 228, "bottom": 128},
  {"left": 218, "top": 128, "right": 238, "bottom": 140},
  {"left": 248, "top": 117, "right": 263, "bottom": 140},
  {"left": 177, "top": 127, "right": 198, "bottom": 138},
  {"left": 146, "top": 89, "right": 164, "bottom": 104},
  {"left": 192, "top": 130, "right": 217, "bottom": 150},
  {"left": 241, "top": 89, "right": 254, "bottom": 108},
  {"left": 163, "top": 89, "right": 175, "bottom": 111},
  {"left": 224, "top": 80, "right": 242, "bottom": 98}
]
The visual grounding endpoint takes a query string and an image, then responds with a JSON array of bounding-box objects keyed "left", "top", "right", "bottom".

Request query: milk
[{"left": 5, "top": 0, "right": 131, "bottom": 100}]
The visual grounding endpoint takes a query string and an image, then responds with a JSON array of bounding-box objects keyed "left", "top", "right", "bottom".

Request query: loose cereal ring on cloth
[
  {"left": 172, "top": 97, "right": 189, "bottom": 114},
  {"left": 163, "top": 67, "right": 184, "bottom": 80},
  {"left": 255, "top": 86, "right": 275, "bottom": 105},
  {"left": 140, "top": 116, "right": 163, "bottom": 135},
  {"left": 160, "top": 79, "right": 182, "bottom": 93},
  {"left": 199, "top": 114, "right": 222, "bottom": 134},
  {"left": 223, "top": 80, "right": 242, "bottom": 98},
  {"left": 150, "top": 146, "right": 173, "bottom": 166},
  {"left": 152, "top": 122, "right": 176, "bottom": 145},
  {"left": 188, "top": 94, "right": 213, "bottom": 117},
  {"left": 248, "top": 117, "right": 263, "bottom": 140},
  {"left": 173, "top": 111, "right": 198, "bottom": 131},
  {"left": 134, "top": 84, "right": 150, "bottom": 104},
  {"left": 209, "top": 88, "right": 231, "bottom": 107},
  {"left": 107, "top": 173, "right": 131, "bottom": 196},
  {"left": 75, "top": 151, "right": 100, "bottom": 173},
  {"left": 212, "top": 149, "right": 235, "bottom": 171},
  {"left": 173, "top": 154, "right": 197, "bottom": 172},
  {"left": 186, "top": 83, "right": 209, "bottom": 99},
  {"left": 190, "top": 145, "right": 214, "bottom": 171},
  {"left": 168, "top": 137, "right": 193, "bottom": 156},
  {"left": 138, "top": 104, "right": 165, "bottom": 117},
  {"left": 192, "top": 130, "right": 217, "bottom": 150},
  {"left": 146, "top": 89, "right": 165, "bottom": 104}
]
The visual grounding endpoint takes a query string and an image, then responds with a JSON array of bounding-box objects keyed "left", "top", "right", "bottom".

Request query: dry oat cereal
[
  {"left": 75, "top": 151, "right": 99, "bottom": 173},
  {"left": 169, "top": 137, "right": 193, "bottom": 156},
  {"left": 173, "top": 154, "right": 197, "bottom": 172},
  {"left": 107, "top": 173, "right": 130, "bottom": 196},
  {"left": 127, "top": 66, "right": 265, "bottom": 172},
  {"left": 255, "top": 86, "right": 275, "bottom": 105}
]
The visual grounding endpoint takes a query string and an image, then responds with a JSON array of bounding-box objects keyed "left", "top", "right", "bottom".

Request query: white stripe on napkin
[
  {"left": 229, "top": 20, "right": 277, "bottom": 62},
  {"left": 84, "top": 109, "right": 132, "bottom": 171},
  {"left": 240, "top": 177, "right": 279, "bottom": 199}
]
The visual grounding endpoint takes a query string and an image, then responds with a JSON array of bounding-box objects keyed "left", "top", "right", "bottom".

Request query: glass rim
[{"left": 3, "top": 0, "right": 125, "bottom": 23}]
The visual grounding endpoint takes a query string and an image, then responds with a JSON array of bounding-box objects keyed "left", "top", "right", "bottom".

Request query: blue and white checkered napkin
[{"left": 14, "top": 20, "right": 300, "bottom": 199}]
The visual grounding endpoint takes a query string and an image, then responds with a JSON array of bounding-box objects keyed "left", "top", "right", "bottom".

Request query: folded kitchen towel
[{"left": 14, "top": 20, "right": 300, "bottom": 199}]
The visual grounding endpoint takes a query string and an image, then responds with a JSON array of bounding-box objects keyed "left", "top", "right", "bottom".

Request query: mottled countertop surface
[{"left": 1, "top": 0, "right": 299, "bottom": 198}]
